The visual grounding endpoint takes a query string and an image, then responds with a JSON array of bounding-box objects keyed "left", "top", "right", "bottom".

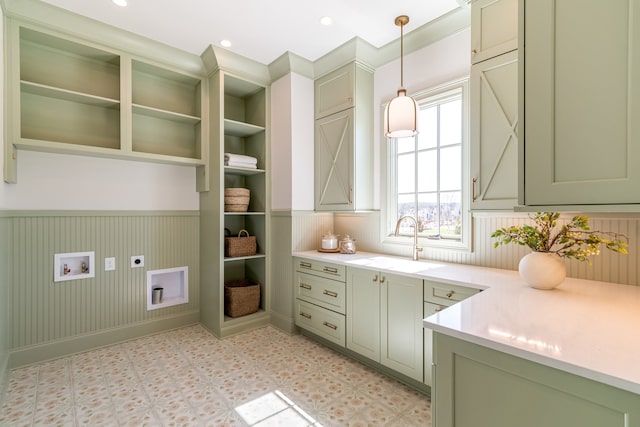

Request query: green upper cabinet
[
  {"left": 470, "top": 0, "right": 518, "bottom": 64},
  {"left": 315, "top": 65, "right": 355, "bottom": 119},
  {"left": 469, "top": 0, "right": 519, "bottom": 210},
  {"left": 4, "top": 19, "right": 208, "bottom": 185},
  {"left": 314, "top": 62, "right": 373, "bottom": 211},
  {"left": 523, "top": 0, "right": 640, "bottom": 207},
  {"left": 470, "top": 50, "right": 519, "bottom": 210}
]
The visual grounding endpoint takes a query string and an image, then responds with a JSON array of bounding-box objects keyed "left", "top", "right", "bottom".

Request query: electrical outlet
[
  {"left": 131, "top": 255, "right": 144, "bottom": 268},
  {"left": 105, "top": 257, "right": 116, "bottom": 271}
]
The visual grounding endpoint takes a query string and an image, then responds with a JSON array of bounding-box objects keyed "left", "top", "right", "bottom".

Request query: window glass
[{"left": 388, "top": 82, "right": 467, "bottom": 243}]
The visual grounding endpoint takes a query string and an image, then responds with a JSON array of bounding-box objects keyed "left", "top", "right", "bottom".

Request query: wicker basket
[
  {"left": 224, "top": 229, "right": 257, "bottom": 257},
  {"left": 224, "top": 279, "right": 261, "bottom": 318},
  {"left": 224, "top": 188, "right": 250, "bottom": 212}
]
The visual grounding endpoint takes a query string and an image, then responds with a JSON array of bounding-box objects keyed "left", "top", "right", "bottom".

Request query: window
[{"left": 384, "top": 79, "right": 469, "bottom": 250}]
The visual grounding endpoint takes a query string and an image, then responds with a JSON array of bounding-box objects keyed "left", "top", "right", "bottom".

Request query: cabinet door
[
  {"left": 380, "top": 273, "right": 424, "bottom": 382},
  {"left": 315, "top": 64, "right": 354, "bottom": 118},
  {"left": 524, "top": 0, "right": 640, "bottom": 206},
  {"left": 471, "top": 0, "right": 518, "bottom": 64},
  {"left": 470, "top": 50, "right": 519, "bottom": 210},
  {"left": 424, "top": 302, "right": 447, "bottom": 387},
  {"left": 433, "top": 333, "right": 640, "bottom": 427},
  {"left": 346, "top": 267, "right": 380, "bottom": 362},
  {"left": 315, "top": 109, "right": 354, "bottom": 211}
]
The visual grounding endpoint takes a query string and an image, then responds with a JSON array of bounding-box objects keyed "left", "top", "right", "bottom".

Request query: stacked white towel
[{"left": 224, "top": 153, "right": 258, "bottom": 169}]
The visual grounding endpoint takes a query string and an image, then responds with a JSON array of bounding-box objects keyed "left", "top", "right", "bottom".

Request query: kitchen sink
[{"left": 345, "top": 256, "right": 445, "bottom": 274}]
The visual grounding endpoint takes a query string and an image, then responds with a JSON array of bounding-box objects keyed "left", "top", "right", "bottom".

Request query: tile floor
[{"left": 0, "top": 324, "right": 431, "bottom": 426}]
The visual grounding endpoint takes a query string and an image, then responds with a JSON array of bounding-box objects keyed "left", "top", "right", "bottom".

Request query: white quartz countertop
[{"left": 293, "top": 250, "right": 640, "bottom": 395}]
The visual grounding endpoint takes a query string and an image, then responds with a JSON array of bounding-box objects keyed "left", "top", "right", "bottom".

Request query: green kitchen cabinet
[
  {"left": 469, "top": 0, "right": 519, "bottom": 210},
  {"left": 523, "top": 0, "right": 640, "bottom": 206},
  {"left": 314, "top": 62, "right": 373, "bottom": 211},
  {"left": 4, "top": 19, "right": 208, "bottom": 185},
  {"left": 346, "top": 267, "right": 423, "bottom": 382},
  {"left": 423, "top": 281, "right": 481, "bottom": 387},
  {"left": 432, "top": 332, "right": 640, "bottom": 427},
  {"left": 470, "top": 50, "right": 519, "bottom": 210},
  {"left": 293, "top": 258, "right": 347, "bottom": 347},
  {"left": 470, "top": 0, "right": 518, "bottom": 64},
  {"left": 315, "top": 63, "right": 356, "bottom": 119}
]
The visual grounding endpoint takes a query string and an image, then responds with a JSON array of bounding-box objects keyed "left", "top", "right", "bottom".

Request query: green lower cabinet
[
  {"left": 346, "top": 267, "right": 423, "bottom": 382},
  {"left": 432, "top": 332, "right": 640, "bottom": 427}
]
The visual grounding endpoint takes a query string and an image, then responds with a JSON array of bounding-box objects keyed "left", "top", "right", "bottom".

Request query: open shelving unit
[
  {"left": 200, "top": 70, "right": 270, "bottom": 337},
  {"left": 5, "top": 21, "right": 208, "bottom": 184},
  {"left": 18, "top": 26, "right": 121, "bottom": 151}
]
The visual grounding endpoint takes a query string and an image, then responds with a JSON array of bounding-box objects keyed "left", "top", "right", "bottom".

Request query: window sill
[{"left": 382, "top": 234, "right": 471, "bottom": 252}]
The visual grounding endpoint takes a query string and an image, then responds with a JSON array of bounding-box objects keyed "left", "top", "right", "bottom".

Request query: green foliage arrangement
[{"left": 491, "top": 212, "right": 628, "bottom": 263}]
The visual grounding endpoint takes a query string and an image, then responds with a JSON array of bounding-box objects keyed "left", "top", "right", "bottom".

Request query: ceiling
[{"left": 40, "top": 0, "right": 462, "bottom": 65}]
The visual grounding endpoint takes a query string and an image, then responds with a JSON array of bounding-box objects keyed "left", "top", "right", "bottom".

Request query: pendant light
[{"left": 384, "top": 15, "right": 418, "bottom": 138}]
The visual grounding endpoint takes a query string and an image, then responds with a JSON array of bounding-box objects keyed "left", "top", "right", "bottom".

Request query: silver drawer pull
[
  {"left": 299, "top": 312, "right": 312, "bottom": 319},
  {"left": 323, "top": 290, "right": 338, "bottom": 298},
  {"left": 323, "top": 266, "right": 338, "bottom": 274},
  {"left": 322, "top": 321, "right": 338, "bottom": 330},
  {"left": 300, "top": 262, "right": 312, "bottom": 269},
  {"left": 299, "top": 283, "right": 312, "bottom": 290}
]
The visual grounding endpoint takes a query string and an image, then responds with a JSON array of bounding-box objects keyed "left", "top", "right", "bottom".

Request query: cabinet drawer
[
  {"left": 424, "top": 301, "right": 449, "bottom": 316},
  {"left": 424, "top": 281, "right": 481, "bottom": 305},
  {"left": 295, "top": 299, "right": 346, "bottom": 347},
  {"left": 294, "top": 257, "right": 345, "bottom": 282},
  {"left": 295, "top": 271, "right": 346, "bottom": 314}
]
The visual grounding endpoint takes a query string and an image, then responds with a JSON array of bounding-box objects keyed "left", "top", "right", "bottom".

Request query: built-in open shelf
[
  {"left": 146, "top": 266, "right": 188, "bottom": 310},
  {"left": 54, "top": 251, "right": 95, "bottom": 282}
]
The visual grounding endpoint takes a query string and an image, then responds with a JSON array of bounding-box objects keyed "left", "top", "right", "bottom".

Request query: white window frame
[{"left": 381, "top": 78, "right": 471, "bottom": 252}]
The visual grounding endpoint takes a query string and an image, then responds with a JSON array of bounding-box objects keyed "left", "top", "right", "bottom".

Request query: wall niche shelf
[
  {"left": 54, "top": 251, "right": 95, "bottom": 282},
  {"left": 146, "top": 266, "right": 189, "bottom": 311}
]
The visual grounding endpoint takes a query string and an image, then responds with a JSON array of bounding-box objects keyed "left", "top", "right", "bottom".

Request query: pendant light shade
[{"left": 385, "top": 15, "right": 418, "bottom": 139}]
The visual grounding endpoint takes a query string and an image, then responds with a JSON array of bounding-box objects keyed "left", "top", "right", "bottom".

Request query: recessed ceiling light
[
  {"left": 220, "top": 40, "right": 232, "bottom": 48},
  {"left": 112, "top": 0, "right": 127, "bottom": 6},
  {"left": 320, "top": 16, "right": 333, "bottom": 26}
]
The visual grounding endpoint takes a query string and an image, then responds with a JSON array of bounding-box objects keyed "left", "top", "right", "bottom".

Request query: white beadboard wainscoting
[{"left": 333, "top": 211, "right": 639, "bottom": 287}]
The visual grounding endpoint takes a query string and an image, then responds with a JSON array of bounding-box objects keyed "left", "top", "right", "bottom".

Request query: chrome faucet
[{"left": 394, "top": 215, "right": 423, "bottom": 261}]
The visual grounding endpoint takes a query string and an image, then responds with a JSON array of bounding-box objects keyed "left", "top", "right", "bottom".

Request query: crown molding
[
  {"left": 269, "top": 52, "right": 315, "bottom": 82},
  {"left": 2, "top": 0, "right": 470, "bottom": 83},
  {"left": 201, "top": 45, "right": 271, "bottom": 85},
  {"left": 300, "top": 6, "right": 470, "bottom": 79},
  {"left": 1, "top": 0, "right": 206, "bottom": 76}
]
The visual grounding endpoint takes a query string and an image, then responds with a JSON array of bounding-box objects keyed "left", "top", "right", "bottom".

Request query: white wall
[
  {"left": 290, "top": 73, "right": 315, "bottom": 211},
  {"left": 270, "top": 72, "right": 314, "bottom": 211},
  {"left": 372, "top": 28, "right": 471, "bottom": 208},
  {"left": 270, "top": 74, "right": 293, "bottom": 210},
  {"left": 0, "top": 151, "right": 199, "bottom": 210}
]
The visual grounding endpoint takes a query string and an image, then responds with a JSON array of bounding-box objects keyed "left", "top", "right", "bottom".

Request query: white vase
[{"left": 518, "top": 252, "right": 566, "bottom": 290}]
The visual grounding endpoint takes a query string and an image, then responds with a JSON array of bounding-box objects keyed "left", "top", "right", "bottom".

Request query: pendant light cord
[{"left": 400, "top": 21, "right": 404, "bottom": 89}]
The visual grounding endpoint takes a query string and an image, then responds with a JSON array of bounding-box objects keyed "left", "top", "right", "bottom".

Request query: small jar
[
  {"left": 339, "top": 235, "right": 357, "bottom": 254},
  {"left": 321, "top": 232, "right": 339, "bottom": 250}
]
